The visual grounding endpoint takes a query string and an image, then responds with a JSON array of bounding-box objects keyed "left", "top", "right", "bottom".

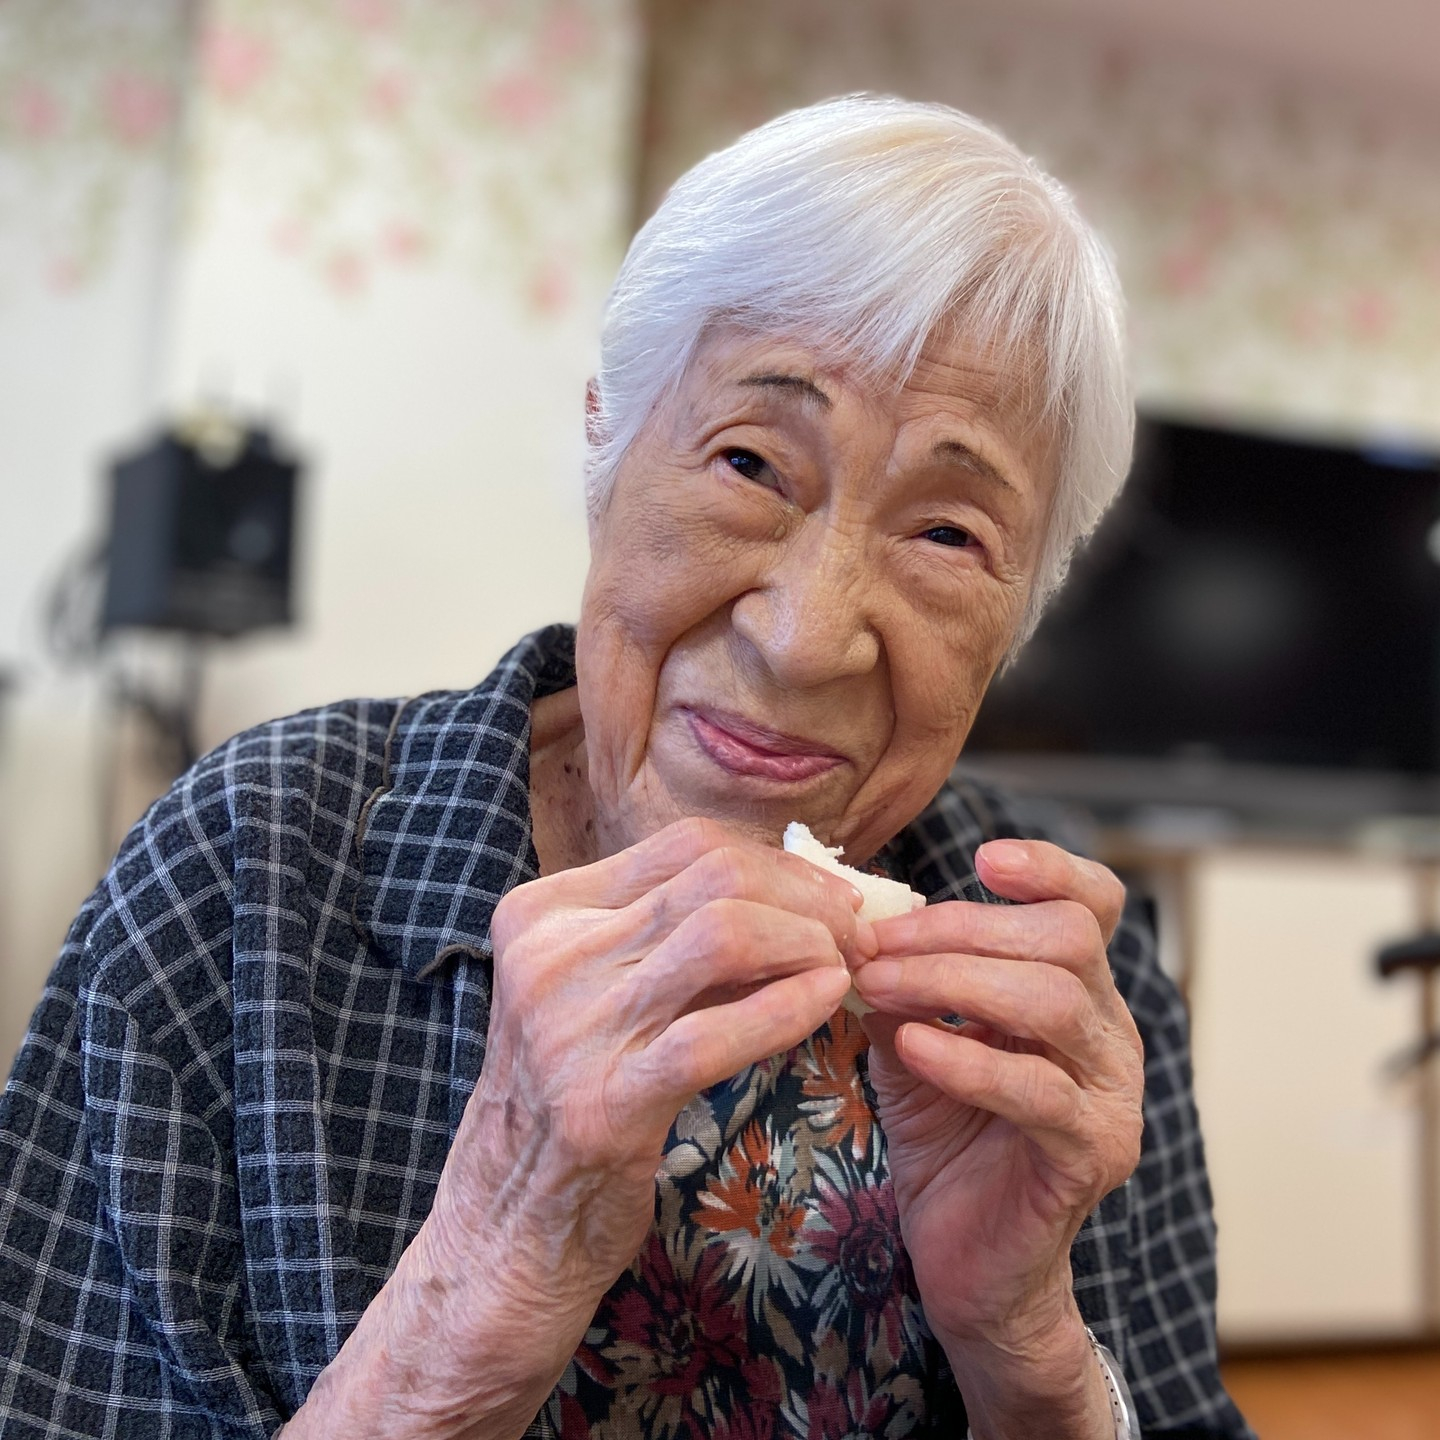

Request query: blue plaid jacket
[{"left": 0, "top": 625, "right": 1252, "bottom": 1439}]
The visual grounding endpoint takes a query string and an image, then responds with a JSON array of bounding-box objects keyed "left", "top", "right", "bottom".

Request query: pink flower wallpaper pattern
[
  {"left": 184, "top": 0, "right": 637, "bottom": 313},
  {"left": 7, "top": 0, "right": 1438, "bottom": 428},
  {"left": 0, "top": 0, "right": 186, "bottom": 294},
  {"left": 1, "top": 0, "right": 635, "bottom": 317},
  {"left": 641, "top": 0, "right": 1440, "bottom": 442}
]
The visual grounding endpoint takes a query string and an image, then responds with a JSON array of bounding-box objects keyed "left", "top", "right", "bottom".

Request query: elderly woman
[{"left": 0, "top": 98, "right": 1251, "bottom": 1440}]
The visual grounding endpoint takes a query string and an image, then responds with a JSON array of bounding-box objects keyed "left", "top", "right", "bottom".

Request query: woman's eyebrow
[
  {"left": 735, "top": 372, "right": 833, "bottom": 411},
  {"left": 932, "top": 437, "right": 1019, "bottom": 497}
]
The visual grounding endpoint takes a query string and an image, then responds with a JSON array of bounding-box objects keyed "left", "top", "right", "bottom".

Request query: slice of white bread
[{"left": 782, "top": 821, "right": 925, "bottom": 1016}]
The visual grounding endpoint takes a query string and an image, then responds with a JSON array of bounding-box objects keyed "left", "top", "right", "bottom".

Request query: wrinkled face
[{"left": 576, "top": 325, "right": 1059, "bottom": 864}]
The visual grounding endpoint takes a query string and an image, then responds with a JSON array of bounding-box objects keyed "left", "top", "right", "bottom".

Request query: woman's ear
[
  {"left": 584, "top": 378, "right": 602, "bottom": 448},
  {"left": 583, "top": 378, "right": 605, "bottom": 545}
]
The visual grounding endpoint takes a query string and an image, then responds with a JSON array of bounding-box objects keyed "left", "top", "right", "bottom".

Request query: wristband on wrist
[
  {"left": 1086, "top": 1327, "right": 1141, "bottom": 1439},
  {"left": 962, "top": 1327, "right": 1140, "bottom": 1440}
]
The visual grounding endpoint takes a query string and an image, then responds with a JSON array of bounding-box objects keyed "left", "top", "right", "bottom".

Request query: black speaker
[{"left": 101, "top": 423, "right": 301, "bottom": 637}]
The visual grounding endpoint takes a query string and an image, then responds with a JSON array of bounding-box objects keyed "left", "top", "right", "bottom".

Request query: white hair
[{"left": 587, "top": 94, "right": 1134, "bottom": 647}]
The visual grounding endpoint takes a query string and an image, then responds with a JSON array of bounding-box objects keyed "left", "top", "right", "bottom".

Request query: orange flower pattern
[{"left": 799, "top": 1005, "right": 874, "bottom": 1160}]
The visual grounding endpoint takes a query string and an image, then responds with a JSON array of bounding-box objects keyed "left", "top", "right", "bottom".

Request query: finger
[
  {"left": 858, "top": 1011, "right": 1011, "bottom": 1109},
  {"left": 895, "top": 1023, "right": 1089, "bottom": 1157},
  {"left": 641, "top": 964, "right": 853, "bottom": 1098},
  {"left": 853, "top": 952, "right": 1108, "bottom": 1071},
  {"left": 625, "top": 843, "right": 872, "bottom": 967},
  {"left": 863, "top": 1009, "right": 1005, "bottom": 1054},
  {"left": 975, "top": 840, "right": 1126, "bottom": 943},
  {"left": 628, "top": 898, "right": 849, "bottom": 1032},
  {"left": 865, "top": 898, "right": 1115, "bottom": 1004}
]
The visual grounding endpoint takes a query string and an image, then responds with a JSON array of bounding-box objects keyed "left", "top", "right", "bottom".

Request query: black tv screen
[{"left": 967, "top": 416, "right": 1440, "bottom": 777}]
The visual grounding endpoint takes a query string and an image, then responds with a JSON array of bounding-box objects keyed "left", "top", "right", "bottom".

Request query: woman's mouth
[{"left": 683, "top": 707, "right": 846, "bottom": 782}]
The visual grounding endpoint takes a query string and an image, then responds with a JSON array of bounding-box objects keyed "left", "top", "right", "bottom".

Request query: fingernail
[
  {"left": 854, "top": 918, "right": 879, "bottom": 959},
  {"left": 901, "top": 1023, "right": 945, "bottom": 1061},
  {"left": 981, "top": 839, "right": 1026, "bottom": 870},
  {"left": 846, "top": 882, "right": 865, "bottom": 910},
  {"left": 857, "top": 959, "right": 900, "bottom": 991}
]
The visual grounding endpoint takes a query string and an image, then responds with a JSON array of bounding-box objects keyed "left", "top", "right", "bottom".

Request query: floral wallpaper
[
  {"left": 641, "top": 0, "right": 1440, "bottom": 443},
  {"left": 185, "top": 0, "right": 637, "bottom": 313},
  {"left": 0, "top": 0, "right": 637, "bottom": 316},
  {"left": 0, "top": 0, "right": 186, "bottom": 297}
]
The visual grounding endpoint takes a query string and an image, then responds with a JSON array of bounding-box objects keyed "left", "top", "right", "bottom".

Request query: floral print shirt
[{"left": 553, "top": 1007, "right": 949, "bottom": 1440}]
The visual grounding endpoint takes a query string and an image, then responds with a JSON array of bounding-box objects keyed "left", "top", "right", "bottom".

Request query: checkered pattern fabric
[{"left": 0, "top": 625, "right": 1252, "bottom": 1439}]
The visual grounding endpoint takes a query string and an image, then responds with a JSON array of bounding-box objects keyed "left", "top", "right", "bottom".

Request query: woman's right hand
[{"left": 285, "top": 817, "right": 866, "bottom": 1440}]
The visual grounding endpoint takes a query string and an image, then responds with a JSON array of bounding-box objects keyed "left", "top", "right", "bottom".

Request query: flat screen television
[{"left": 965, "top": 415, "right": 1440, "bottom": 782}]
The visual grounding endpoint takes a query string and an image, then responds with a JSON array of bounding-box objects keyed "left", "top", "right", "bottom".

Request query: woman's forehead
[
  {"left": 681, "top": 324, "right": 1041, "bottom": 421},
  {"left": 671, "top": 324, "right": 1057, "bottom": 483}
]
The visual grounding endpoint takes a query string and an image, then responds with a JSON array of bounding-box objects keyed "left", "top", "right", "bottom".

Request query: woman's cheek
[
  {"left": 643, "top": 510, "right": 778, "bottom": 634},
  {"left": 889, "top": 598, "right": 1012, "bottom": 749},
  {"left": 950, "top": 562, "right": 1028, "bottom": 660}
]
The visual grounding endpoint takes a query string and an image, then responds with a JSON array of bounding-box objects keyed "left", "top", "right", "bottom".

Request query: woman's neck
[{"left": 528, "top": 686, "right": 597, "bottom": 876}]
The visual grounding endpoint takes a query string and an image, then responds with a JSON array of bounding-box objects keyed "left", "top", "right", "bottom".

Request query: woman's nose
[{"left": 729, "top": 522, "right": 882, "bottom": 690}]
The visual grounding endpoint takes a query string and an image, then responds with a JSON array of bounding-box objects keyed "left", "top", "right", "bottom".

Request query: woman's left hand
[{"left": 850, "top": 838, "right": 1144, "bottom": 1365}]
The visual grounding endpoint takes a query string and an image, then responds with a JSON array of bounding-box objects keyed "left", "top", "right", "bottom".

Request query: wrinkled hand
[
  {"left": 850, "top": 839, "right": 1144, "bottom": 1354},
  {"left": 433, "top": 817, "right": 866, "bottom": 1299}
]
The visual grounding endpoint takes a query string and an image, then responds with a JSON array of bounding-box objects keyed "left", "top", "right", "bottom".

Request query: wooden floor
[{"left": 1222, "top": 1350, "right": 1440, "bottom": 1439}]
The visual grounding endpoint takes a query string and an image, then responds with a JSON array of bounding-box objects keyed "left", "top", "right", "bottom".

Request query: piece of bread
[{"left": 782, "top": 821, "right": 925, "bottom": 1016}]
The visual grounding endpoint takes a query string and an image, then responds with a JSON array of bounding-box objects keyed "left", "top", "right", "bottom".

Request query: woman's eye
[
  {"left": 722, "top": 448, "right": 778, "bottom": 488},
  {"left": 922, "top": 525, "right": 975, "bottom": 549}
]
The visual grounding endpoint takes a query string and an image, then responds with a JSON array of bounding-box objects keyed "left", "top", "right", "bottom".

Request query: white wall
[
  {"left": 0, "top": 1, "right": 185, "bottom": 664},
  {"left": 0, "top": 0, "right": 191, "bottom": 1066}
]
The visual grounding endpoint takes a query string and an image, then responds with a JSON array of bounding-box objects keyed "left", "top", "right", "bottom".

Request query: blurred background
[{"left": 2, "top": 1, "right": 1439, "bottom": 1432}]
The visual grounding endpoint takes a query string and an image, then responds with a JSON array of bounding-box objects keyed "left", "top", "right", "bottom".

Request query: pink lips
[{"left": 684, "top": 707, "right": 846, "bottom": 782}]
